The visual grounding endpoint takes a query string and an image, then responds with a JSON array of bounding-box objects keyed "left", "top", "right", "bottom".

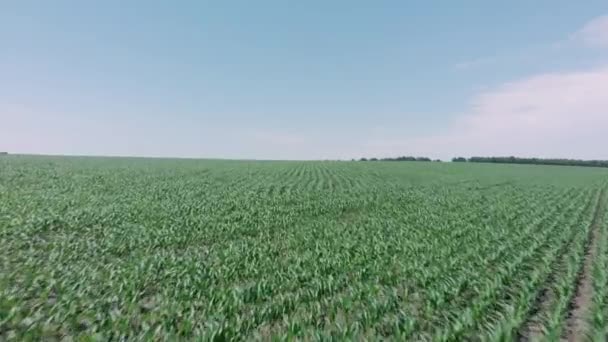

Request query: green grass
[{"left": 1, "top": 155, "right": 608, "bottom": 340}]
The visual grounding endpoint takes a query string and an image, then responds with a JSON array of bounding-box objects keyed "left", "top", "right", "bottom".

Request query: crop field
[{"left": 1, "top": 155, "right": 608, "bottom": 340}]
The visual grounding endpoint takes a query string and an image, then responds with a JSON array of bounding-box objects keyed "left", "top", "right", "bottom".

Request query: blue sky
[{"left": 2, "top": 1, "right": 608, "bottom": 160}]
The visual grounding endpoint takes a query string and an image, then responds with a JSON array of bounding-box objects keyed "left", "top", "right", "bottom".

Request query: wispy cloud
[
  {"left": 364, "top": 64, "right": 608, "bottom": 159},
  {"left": 571, "top": 15, "right": 608, "bottom": 47},
  {"left": 371, "top": 15, "right": 608, "bottom": 160},
  {"left": 456, "top": 14, "right": 608, "bottom": 71}
]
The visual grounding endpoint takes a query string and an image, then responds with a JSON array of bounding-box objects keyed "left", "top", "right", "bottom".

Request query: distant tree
[
  {"left": 358, "top": 155, "right": 434, "bottom": 162},
  {"left": 434, "top": 159, "right": 442, "bottom": 162},
  {"left": 355, "top": 154, "right": 606, "bottom": 168},
  {"left": 382, "top": 156, "right": 417, "bottom": 161},
  {"left": 466, "top": 156, "right": 608, "bottom": 168}
]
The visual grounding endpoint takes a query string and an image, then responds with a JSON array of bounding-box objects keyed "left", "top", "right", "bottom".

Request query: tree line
[
  {"left": 357, "top": 156, "right": 439, "bottom": 162},
  {"left": 451, "top": 156, "right": 608, "bottom": 168},
  {"left": 355, "top": 155, "right": 608, "bottom": 168}
]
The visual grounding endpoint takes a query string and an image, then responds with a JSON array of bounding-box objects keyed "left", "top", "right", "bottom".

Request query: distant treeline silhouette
[
  {"left": 452, "top": 156, "right": 608, "bottom": 168},
  {"left": 358, "top": 156, "right": 438, "bottom": 162}
]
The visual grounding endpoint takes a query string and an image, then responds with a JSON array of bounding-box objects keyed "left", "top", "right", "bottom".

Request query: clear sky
[{"left": 2, "top": 1, "right": 608, "bottom": 160}]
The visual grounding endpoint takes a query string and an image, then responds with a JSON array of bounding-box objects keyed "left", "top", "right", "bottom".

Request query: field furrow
[{"left": 563, "top": 186, "right": 608, "bottom": 341}]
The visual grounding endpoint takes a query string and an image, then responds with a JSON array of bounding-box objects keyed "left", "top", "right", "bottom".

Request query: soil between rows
[
  {"left": 563, "top": 187, "right": 607, "bottom": 341},
  {"left": 518, "top": 187, "right": 606, "bottom": 342}
]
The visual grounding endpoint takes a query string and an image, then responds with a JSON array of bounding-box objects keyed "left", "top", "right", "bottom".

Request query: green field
[{"left": 2, "top": 155, "right": 608, "bottom": 340}]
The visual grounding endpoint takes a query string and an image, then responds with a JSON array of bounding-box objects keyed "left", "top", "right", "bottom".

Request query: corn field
[{"left": 1, "top": 155, "right": 608, "bottom": 340}]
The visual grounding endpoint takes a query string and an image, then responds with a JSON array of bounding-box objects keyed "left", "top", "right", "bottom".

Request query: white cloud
[
  {"left": 456, "top": 15, "right": 608, "bottom": 71},
  {"left": 363, "top": 65, "right": 608, "bottom": 160},
  {"left": 573, "top": 15, "right": 608, "bottom": 47},
  {"left": 386, "top": 15, "right": 608, "bottom": 160}
]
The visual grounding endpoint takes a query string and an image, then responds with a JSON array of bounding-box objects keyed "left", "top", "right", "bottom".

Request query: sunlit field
[{"left": 1, "top": 155, "right": 607, "bottom": 340}]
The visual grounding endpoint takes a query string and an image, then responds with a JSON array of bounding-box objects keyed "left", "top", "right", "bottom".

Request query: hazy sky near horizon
[{"left": 2, "top": 1, "right": 608, "bottom": 160}]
